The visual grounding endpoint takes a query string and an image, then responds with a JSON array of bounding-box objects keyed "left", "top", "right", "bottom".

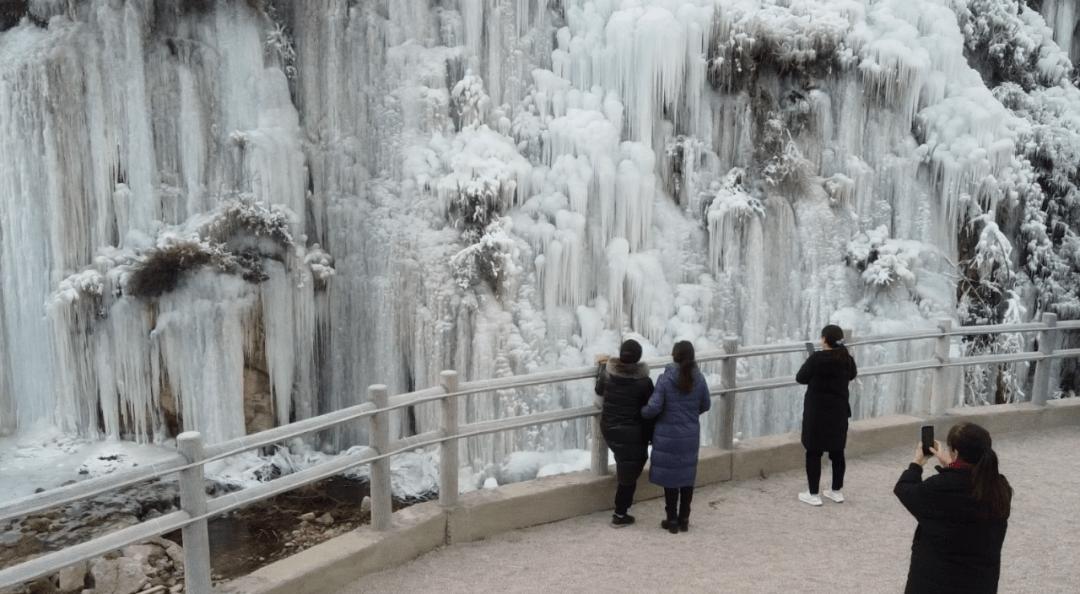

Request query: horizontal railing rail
[{"left": 0, "top": 313, "right": 1075, "bottom": 593}]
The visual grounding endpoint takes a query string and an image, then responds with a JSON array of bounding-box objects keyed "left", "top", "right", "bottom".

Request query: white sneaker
[
  {"left": 798, "top": 492, "right": 823, "bottom": 506},
  {"left": 823, "top": 489, "right": 844, "bottom": 503}
]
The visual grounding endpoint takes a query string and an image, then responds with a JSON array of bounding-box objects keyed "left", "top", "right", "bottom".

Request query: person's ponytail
[
  {"left": 949, "top": 423, "right": 1013, "bottom": 520},
  {"left": 672, "top": 341, "right": 696, "bottom": 394},
  {"left": 971, "top": 448, "right": 1013, "bottom": 520}
]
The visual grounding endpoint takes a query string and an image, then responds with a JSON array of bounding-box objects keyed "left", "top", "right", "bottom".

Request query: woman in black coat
[
  {"left": 595, "top": 339, "right": 654, "bottom": 527},
  {"left": 894, "top": 422, "right": 1012, "bottom": 593},
  {"left": 796, "top": 324, "right": 857, "bottom": 506}
]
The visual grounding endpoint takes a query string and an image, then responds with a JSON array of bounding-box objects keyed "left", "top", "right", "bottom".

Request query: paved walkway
[{"left": 338, "top": 425, "right": 1080, "bottom": 594}]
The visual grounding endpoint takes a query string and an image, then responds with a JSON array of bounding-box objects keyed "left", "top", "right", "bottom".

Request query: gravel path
[{"left": 338, "top": 426, "right": 1080, "bottom": 593}]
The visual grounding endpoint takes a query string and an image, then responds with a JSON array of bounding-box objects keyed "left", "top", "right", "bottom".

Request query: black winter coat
[
  {"left": 894, "top": 463, "right": 1009, "bottom": 594},
  {"left": 796, "top": 349, "right": 856, "bottom": 451},
  {"left": 595, "top": 358, "right": 655, "bottom": 479}
]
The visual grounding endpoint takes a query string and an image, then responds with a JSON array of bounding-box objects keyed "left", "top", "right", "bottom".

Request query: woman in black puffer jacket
[
  {"left": 595, "top": 339, "right": 655, "bottom": 527},
  {"left": 894, "top": 422, "right": 1012, "bottom": 593},
  {"left": 796, "top": 324, "right": 857, "bottom": 506}
]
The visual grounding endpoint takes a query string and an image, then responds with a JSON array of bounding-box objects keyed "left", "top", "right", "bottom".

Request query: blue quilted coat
[{"left": 641, "top": 363, "right": 711, "bottom": 488}]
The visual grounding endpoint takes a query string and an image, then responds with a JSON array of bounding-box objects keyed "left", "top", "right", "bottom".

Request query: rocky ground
[{"left": 0, "top": 476, "right": 432, "bottom": 594}]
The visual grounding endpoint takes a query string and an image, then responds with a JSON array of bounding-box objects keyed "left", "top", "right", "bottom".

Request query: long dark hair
[
  {"left": 672, "top": 341, "right": 696, "bottom": 394},
  {"left": 947, "top": 422, "right": 1013, "bottom": 520},
  {"left": 821, "top": 324, "right": 853, "bottom": 375}
]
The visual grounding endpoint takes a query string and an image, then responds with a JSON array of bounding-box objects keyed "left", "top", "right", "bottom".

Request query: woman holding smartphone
[
  {"left": 796, "top": 324, "right": 857, "bottom": 505},
  {"left": 894, "top": 422, "right": 1012, "bottom": 593}
]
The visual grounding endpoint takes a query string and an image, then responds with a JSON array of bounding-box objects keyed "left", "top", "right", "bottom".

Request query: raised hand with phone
[
  {"left": 894, "top": 422, "right": 1012, "bottom": 593},
  {"left": 913, "top": 425, "right": 955, "bottom": 468},
  {"left": 795, "top": 324, "right": 857, "bottom": 506}
]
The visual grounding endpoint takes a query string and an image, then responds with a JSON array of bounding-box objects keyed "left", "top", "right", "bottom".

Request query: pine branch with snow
[
  {"left": 951, "top": 0, "right": 1073, "bottom": 90},
  {"left": 449, "top": 217, "right": 520, "bottom": 295}
]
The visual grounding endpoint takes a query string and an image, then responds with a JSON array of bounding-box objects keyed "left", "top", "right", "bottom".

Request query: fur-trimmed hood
[{"left": 606, "top": 357, "right": 651, "bottom": 379}]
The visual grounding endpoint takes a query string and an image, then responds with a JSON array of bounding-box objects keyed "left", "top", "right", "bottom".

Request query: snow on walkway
[{"left": 338, "top": 425, "right": 1080, "bottom": 593}]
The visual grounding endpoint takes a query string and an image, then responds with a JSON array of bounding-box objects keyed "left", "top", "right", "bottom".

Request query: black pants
[
  {"left": 664, "top": 486, "right": 694, "bottom": 521},
  {"left": 613, "top": 457, "right": 646, "bottom": 515},
  {"left": 805, "top": 449, "right": 845, "bottom": 494}
]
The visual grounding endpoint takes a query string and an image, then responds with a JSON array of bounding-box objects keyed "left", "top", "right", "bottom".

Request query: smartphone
[
  {"left": 921, "top": 425, "right": 934, "bottom": 456},
  {"left": 805, "top": 342, "right": 815, "bottom": 355}
]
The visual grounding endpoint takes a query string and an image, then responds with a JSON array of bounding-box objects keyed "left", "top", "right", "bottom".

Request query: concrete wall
[{"left": 222, "top": 398, "right": 1080, "bottom": 594}]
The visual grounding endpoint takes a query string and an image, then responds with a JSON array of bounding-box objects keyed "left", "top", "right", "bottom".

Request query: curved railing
[{"left": 0, "top": 313, "right": 1077, "bottom": 593}]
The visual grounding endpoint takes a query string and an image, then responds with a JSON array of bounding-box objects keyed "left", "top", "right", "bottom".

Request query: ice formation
[{"left": 0, "top": 0, "right": 1078, "bottom": 476}]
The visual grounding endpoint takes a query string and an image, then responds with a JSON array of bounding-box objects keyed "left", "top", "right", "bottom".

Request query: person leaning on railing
[
  {"left": 595, "top": 339, "right": 655, "bottom": 528},
  {"left": 894, "top": 422, "right": 1013, "bottom": 594}
]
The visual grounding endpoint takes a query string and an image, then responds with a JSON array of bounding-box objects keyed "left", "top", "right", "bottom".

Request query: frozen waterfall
[{"left": 0, "top": 0, "right": 1078, "bottom": 469}]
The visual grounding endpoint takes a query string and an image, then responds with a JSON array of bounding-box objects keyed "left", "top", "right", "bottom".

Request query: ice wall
[
  {"left": 0, "top": 1, "right": 318, "bottom": 445},
  {"left": 1039, "top": 0, "right": 1079, "bottom": 64},
  {"left": 0, "top": 0, "right": 1076, "bottom": 461}
]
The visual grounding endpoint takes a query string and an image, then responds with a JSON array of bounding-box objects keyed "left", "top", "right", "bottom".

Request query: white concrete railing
[{"left": 1, "top": 313, "right": 1077, "bottom": 593}]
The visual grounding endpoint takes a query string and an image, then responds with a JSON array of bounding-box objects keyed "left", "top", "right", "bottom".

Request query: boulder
[
  {"left": 58, "top": 561, "right": 87, "bottom": 593},
  {"left": 90, "top": 558, "right": 148, "bottom": 594},
  {"left": 148, "top": 538, "right": 184, "bottom": 571},
  {"left": 121, "top": 544, "right": 163, "bottom": 564},
  {"left": 315, "top": 513, "right": 333, "bottom": 526},
  {"left": 360, "top": 496, "right": 371, "bottom": 512}
]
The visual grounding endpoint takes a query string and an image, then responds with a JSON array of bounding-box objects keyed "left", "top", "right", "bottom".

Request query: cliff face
[{"left": 0, "top": 0, "right": 1076, "bottom": 455}]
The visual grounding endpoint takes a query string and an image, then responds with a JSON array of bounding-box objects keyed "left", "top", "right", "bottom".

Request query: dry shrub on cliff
[{"left": 125, "top": 240, "right": 224, "bottom": 298}]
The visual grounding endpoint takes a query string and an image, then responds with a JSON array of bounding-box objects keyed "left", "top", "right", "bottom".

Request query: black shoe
[
  {"left": 678, "top": 519, "right": 689, "bottom": 532},
  {"left": 661, "top": 519, "right": 679, "bottom": 534},
  {"left": 611, "top": 513, "right": 635, "bottom": 528}
]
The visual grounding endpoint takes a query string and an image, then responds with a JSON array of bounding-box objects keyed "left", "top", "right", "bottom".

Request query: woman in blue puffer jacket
[{"left": 641, "top": 341, "right": 711, "bottom": 533}]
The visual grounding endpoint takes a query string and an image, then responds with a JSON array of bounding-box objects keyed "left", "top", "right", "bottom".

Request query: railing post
[
  {"left": 590, "top": 421, "right": 609, "bottom": 476},
  {"left": 1032, "top": 312, "right": 1059, "bottom": 405},
  {"left": 439, "top": 371, "right": 460, "bottom": 507},
  {"left": 367, "top": 385, "right": 392, "bottom": 531},
  {"left": 842, "top": 327, "right": 856, "bottom": 414},
  {"left": 177, "top": 432, "right": 211, "bottom": 594},
  {"left": 591, "top": 369, "right": 609, "bottom": 476},
  {"left": 718, "top": 336, "right": 739, "bottom": 449},
  {"left": 930, "top": 318, "right": 952, "bottom": 415}
]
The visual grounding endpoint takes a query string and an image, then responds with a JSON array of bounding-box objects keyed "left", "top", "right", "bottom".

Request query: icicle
[
  {"left": 261, "top": 262, "right": 297, "bottom": 429},
  {"left": 605, "top": 237, "right": 630, "bottom": 328},
  {"left": 154, "top": 273, "right": 255, "bottom": 445}
]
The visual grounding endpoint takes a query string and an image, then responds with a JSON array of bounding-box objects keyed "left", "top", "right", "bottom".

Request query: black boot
[
  {"left": 661, "top": 512, "right": 679, "bottom": 534},
  {"left": 661, "top": 488, "right": 680, "bottom": 533},
  {"left": 677, "top": 486, "right": 693, "bottom": 532}
]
